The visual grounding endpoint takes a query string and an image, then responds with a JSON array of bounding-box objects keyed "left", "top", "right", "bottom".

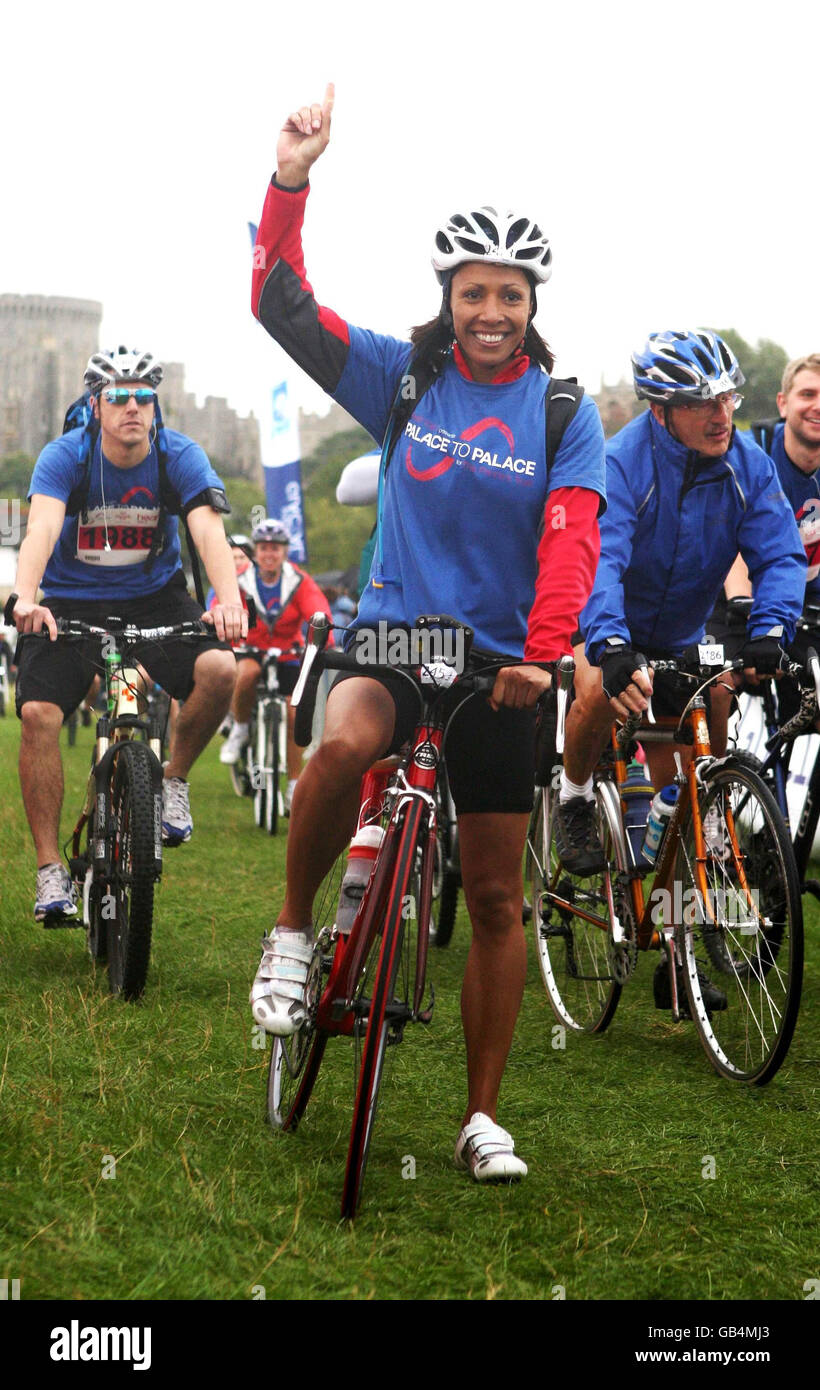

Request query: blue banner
[{"left": 264, "top": 459, "right": 308, "bottom": 563}]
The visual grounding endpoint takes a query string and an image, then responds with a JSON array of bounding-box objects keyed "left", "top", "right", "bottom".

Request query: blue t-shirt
[
  {"left": 334, "top": 330, "right": 606, "bottom": 657},
  {"left": 770, "top": 422, "right": 820, "bottom": 601},
  {"left": 256, "top": 574, "right": 283, "bottom": 621},
  {"left": 29, "top": 428, "right": 224, "bottom": 600}
]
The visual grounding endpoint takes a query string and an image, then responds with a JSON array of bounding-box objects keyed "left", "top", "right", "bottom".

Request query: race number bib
[
  {"left": 698, "top": 643, "right": 725, "bottom": 667},
  {"left": 76, "top": 505, "right": 160, "bottom": 566}
]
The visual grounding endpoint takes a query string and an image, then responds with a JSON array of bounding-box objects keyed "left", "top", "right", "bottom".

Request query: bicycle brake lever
[
  {"left": 291, "top": 612, "right": 331, "bottom": 708},
  {"left": 635, "top": 654, "right": 654, "bottom": 724},
  {"left": 554, "top": 655, "right": 575, "bottom": 755}
]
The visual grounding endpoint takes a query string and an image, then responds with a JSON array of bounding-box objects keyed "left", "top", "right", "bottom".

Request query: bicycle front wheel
[
  {"left": 341, "top": 797, "right": 427, "bottom": 1220},
  {"left": 107, "top": 741, "right": 158, "bottom": 1000},
  {"left": 675, "top": 759, "right": 803, "bottom": 1084},
  {"left": 264, "top": 703, "right": 280, "bottom": 836},
  {"left": 528, "top": 784, "right": 624, "bottom": 1034}
]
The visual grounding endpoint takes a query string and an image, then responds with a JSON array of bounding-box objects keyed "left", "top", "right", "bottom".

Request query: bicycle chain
[{"left": 608, "top": 872, "right": 638, "bottom": 983}]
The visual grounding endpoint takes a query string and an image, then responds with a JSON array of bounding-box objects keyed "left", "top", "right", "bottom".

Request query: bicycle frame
[
  {"left": 313, "top": 716, "right": 441, "bottom": 1038},
  {"left": 542, "top": 683, "right": 760, "bottom": 1019}
]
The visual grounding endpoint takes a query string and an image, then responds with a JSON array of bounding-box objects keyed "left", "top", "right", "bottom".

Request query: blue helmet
[{"left": 631, "top": 330, "right": 744, "bottom": 404}]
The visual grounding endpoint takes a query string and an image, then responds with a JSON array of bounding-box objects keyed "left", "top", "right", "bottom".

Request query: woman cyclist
[{"left": 248, "top": 84, "right": 606, "bottom": 1182}]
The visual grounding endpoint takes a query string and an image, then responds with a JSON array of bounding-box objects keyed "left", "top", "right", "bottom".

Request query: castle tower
[{"left": 0, "top": 295, "right": 102, "bottom": 456}]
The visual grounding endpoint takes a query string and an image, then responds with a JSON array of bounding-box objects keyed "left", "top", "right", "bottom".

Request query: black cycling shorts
[
  {"left": 15, "top": 571, "right": 230, "bottom": 717},
  {"left": 235, "top": 649, "right": 300, "bottom": 696},
  {"left": 332, "top": 669, "right": 535, "bottom": 815}
]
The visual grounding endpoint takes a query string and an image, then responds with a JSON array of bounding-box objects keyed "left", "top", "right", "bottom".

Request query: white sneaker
[
  {"left": 250, "top": 929, "right": 313, "bottom": 1035},
  {"left": 454, "top": 1112, "right": 528, "bottom": 1182},
  {"left": 284, "top": 778, "right": 297, "bottom": 815},
  {"left": 35, "top": 862, "right": 79, "bottom": 926},
  {"left": 220, "top": 722, "right": 249, "bottom": 765},
  {"left": 162, "top": 776, "right": 192, "bottom": 845}
]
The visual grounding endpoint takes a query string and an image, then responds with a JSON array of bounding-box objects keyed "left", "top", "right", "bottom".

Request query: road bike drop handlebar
[
  {"left": 614, "top": 646, "right": 820, "bottom": 752},
  {"left": 291, "top": 611, "right": 573, "bottom": 749}
]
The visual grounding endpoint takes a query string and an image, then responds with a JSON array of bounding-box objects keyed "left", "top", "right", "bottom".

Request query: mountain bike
[
  {"left": 228, "top": 646, "right": 296, "bottom": 835},
  {"left": 527, "top": 650, "right": 804, "bottom": 1084},
  {"left": 26, "top": 617, "right": 212, "bottom": 999},
  {"left": 265, "top": 612, "right": 526, "bottom": 1219}
]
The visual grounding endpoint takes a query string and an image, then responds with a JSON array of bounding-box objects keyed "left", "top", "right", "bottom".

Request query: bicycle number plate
[
  {"left": 419, "top": 661, "right": 458, "bottom": 688},
  {"left": 698, "top": 643, "right": 724, "bottom": 667}
]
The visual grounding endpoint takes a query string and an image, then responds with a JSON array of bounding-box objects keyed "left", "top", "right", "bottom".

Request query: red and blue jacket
[{"left": 252, "top": 179, "right": 607, "bottom": 661}]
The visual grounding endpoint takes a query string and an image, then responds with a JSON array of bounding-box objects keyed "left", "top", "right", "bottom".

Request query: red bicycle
[{"left": 265, "top": 612, "right": 527, "bottom": 1219}]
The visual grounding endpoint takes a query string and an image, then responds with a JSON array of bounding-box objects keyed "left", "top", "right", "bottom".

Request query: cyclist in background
[
  {"left": 555, "top": 329, "right": 806, "bottom": 1009},
  {"left": 8, "top": 346, "right": 244, "bottom": 923},
  {"left": 247, "top": 85, "right": 606, "bottom": 1182},
  {"left": 709, "top": 353, "right": 820, "bottom": 727},
  {"left": 219, "top": 517, "right": 332, "bottom": 813}
]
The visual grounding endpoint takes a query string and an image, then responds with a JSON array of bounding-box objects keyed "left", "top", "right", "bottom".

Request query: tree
[
  {"left": 0, "top": 453, "right": 36, "bottom": 503},
  {"left": 718, "top": 329, "right": 789, "bottom": 423}
]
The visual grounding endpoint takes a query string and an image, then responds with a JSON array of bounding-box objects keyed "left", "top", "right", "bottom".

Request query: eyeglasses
[
  {"left": 675, "top": 392, "right": 743, "bottom": 413},
  {"left": 103, "top": 387, "right": 156, "bottom": 406}
]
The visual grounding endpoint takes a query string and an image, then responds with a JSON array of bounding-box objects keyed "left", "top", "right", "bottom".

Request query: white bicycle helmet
[
  {"left": 251, "top": 517, "right": 290, "bottom": 544},
  {"left": 432, "top": 207, "right": 552, "bottom": 285},
  {"left": 84, "top": 346, "right": 164, "bottom": 392}
]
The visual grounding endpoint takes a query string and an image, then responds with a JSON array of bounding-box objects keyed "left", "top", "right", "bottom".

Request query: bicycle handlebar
[
  {"left": 291, "top": 611, "right": 560, "bottom": 749},
  {"left": 22, "top": 617, "right": 214, "bottom": 643}
]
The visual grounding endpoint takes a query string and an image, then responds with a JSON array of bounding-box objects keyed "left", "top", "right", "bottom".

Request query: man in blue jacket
[{"left": 553, "top": 330, "right": 806, "bottom": 1008}]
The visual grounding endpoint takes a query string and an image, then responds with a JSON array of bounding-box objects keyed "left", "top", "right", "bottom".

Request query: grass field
[{"left": 1, "top": 709, "right": 818, "bottom": 1303}]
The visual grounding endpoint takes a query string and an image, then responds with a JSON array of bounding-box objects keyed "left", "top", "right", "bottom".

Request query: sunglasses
[
  {"left": 103, "top": 387, "right": 156, "bottom": 406},
  {"left": 676, "top": 392, "right": 743, "bottom": 413}
]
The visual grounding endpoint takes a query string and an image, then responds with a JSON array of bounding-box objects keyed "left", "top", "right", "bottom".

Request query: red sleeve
[
  {"left": 294, "top": 571, "right": 335, "bottom": 646},
  {"left": 524, "top": 487, "right": 600, "bottom": 662},
  {"left": 251, "top": 180, "right": 350, "bottom": 393}
]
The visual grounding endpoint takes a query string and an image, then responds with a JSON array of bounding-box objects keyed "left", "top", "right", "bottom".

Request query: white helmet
[
  {"left": 84, "top": 346, "right": 163, "bottom": 392},
  {"left": 432, "top": 207, "right": 552, "bottom": 285}
]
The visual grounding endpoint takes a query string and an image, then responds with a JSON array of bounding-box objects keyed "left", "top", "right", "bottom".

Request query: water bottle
[
  {"left": 641, "top": 784, "right": 679, "bottom": 866},
  {"left": 335, "top": 824, "right": 385, "bottom": 934},
  {"left": 621, "top": 759, "right": 654, "bottom": 866}
]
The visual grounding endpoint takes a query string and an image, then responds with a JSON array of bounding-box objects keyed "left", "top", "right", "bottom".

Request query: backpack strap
[{"left": 544, "top": 376, "right": 584, "bottom": 469}]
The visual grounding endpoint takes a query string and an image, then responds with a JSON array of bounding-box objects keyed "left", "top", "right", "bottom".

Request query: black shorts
[
  {"left": 332, "top": 669, "right": 535, "bottom": 815},
  {"left": 704, "top": 594, "right": 747, "bottom": 664},
  {"left": 235, "top": 649, "right": 300, "bottom": 697},
  {"left": 15, "top": 571, "right": 230, "bottom": 717}
]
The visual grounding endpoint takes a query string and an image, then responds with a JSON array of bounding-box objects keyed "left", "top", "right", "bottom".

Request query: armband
[{"left": 181, "top": 488, "right": 231, "bottom": 518}]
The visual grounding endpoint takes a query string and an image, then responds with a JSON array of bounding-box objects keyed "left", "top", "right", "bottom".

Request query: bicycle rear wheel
[
  {"left": 107, "top": 741, "right": 158, "bottom": 1000},
  {"left": 266, "top": 843, "right": 347, "bottom": 1131},
  {"left": 528, "top": 783, "right": 624, "bottom": 1033},
  {"left": 432, "top": 774, "right": 459, "bottom": 948},
  {"left": 341, "top": 797, "right": 427, "bottom": 1220},
  {"left": 675, "top": 759, "right": 803, "bottom": 1084},
  {"left": 264, "top": 703, "right": 281, "bottom": 836}
]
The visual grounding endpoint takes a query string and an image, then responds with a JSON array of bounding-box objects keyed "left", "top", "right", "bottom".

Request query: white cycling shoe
[
  {"left": 220, "top": 722, "right": 249, "bottom": 765},
  {"left": 250, "top": 929, "right": 313, "bottom": 1035},
  {"left": 454, "top": 1112, "right": 528, "bottom": 1183}
]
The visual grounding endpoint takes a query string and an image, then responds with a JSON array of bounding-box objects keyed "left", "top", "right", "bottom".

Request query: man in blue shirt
[{"left": 8, "top": 346, "right": 247, "bottom": 923}]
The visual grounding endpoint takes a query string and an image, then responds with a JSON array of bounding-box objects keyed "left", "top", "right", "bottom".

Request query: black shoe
[
  {"left": 554, "top": 796, "right": 605, "bottom": 876},
  {"left": 653, "top": 959, "right": 727, "bottom": 1016}
]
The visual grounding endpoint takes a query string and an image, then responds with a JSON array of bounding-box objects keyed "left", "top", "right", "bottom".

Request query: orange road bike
[{"left": 527, "top": 653, "right": 804, "bottom": 1084}]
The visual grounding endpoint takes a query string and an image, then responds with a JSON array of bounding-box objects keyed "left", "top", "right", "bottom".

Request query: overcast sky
[{"left": 2, "top": 0, "right": 816, "bottom": 451}]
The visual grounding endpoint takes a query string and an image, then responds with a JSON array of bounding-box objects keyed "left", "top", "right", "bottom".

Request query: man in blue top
[
  {"left": 8, "top": 346, "right": 246, "bottom": 923},
  {"left": 553, "top": 329, "right": 806, "bottom": 1009}
]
